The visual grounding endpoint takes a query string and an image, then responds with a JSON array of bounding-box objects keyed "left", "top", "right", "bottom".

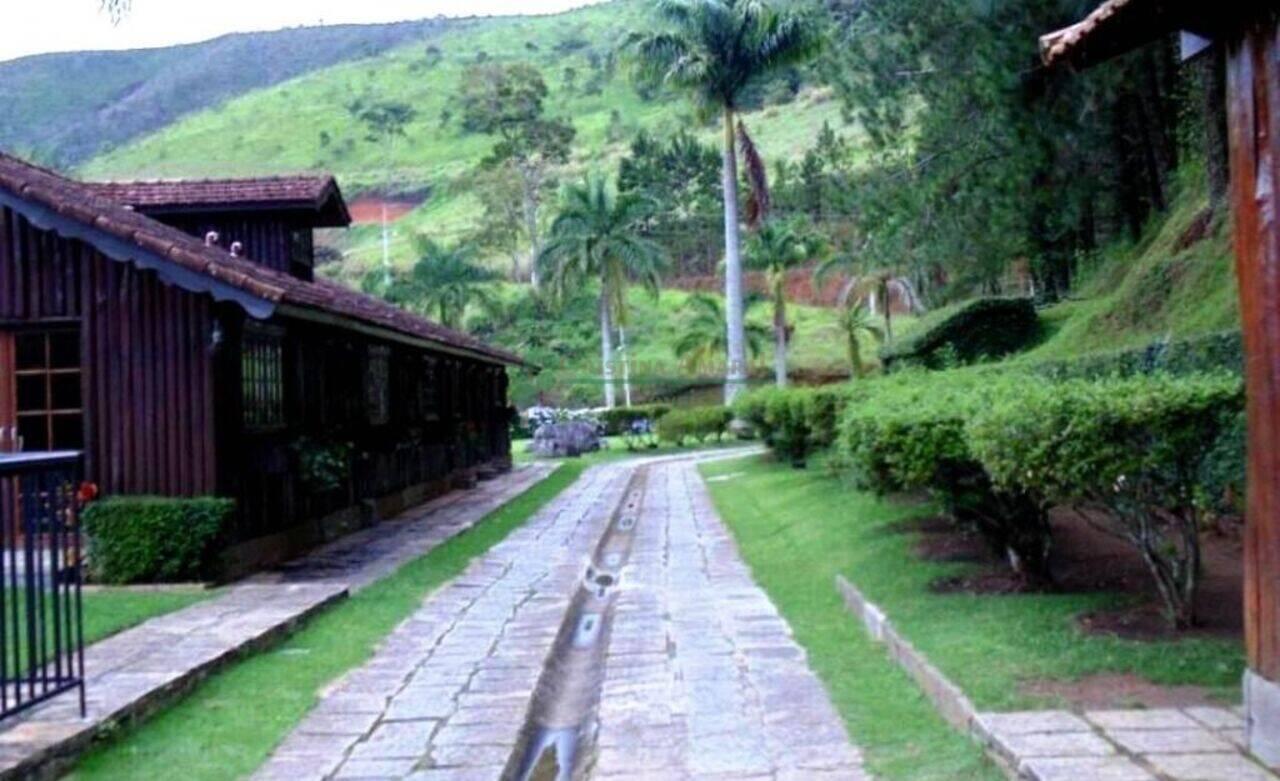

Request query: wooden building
[
  {"left": 1041, "top": 0, "right": 1280, "bottom": 765},
  {"left": 0, "top": 151, "right": 526, "bottom": 573}
]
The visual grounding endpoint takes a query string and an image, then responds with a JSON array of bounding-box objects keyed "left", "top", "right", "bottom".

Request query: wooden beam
[{"left": 1228, "top": 16, "right": 1280, "bottom": 767}]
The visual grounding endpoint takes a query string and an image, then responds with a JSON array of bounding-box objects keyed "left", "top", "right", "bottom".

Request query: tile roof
[
  {"left": 0, "top": 151, "right": 526, "bottom": 368},
  {"left": 1040, "top": 0, "right": 1139, "bottom": 66},
  {"left": 84, "top": 175, "right": 352, "bottom": 227}
]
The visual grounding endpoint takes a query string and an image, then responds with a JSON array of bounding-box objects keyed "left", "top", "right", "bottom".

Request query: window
[
  {"left": 365, "top": 346, "right": 391, "bottom": 426},
  {"left": 290, "top": 230, "right": 314, "bottom": 281},
  {"left": 14, "top": 329, "right": 83, "bottom": 451},
  {"left": 242, "top": 324, "right": 286, "bottom": 430}
]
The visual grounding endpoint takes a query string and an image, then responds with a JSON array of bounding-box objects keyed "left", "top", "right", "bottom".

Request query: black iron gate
[{"left": 0, "top": 452, "right": 85, "bottom": 721}]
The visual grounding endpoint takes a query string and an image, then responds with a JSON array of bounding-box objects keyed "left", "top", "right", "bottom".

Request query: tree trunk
[
  {"left": 773, "top": 290, "right": 788, "bottom": 388},
  {"left": 522, "top": 171, "right": 541, "bottom": 289},
  {"left": 722, "top": 107, "right": 748, "bottom": 404},
  {"left": 619, "top": 326, "right": 633, "bottom": 408},
  {"left": 1199, "top": 45, "right": 1230, "bottom": 210},
  {"left": 600, "top": 295, "right": 616, "bottom": 409}
]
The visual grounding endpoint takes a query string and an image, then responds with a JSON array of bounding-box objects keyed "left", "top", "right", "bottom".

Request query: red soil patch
[
  {"left": 915, "top": 508, "right": 1244, "bottom": 641},
  {"left": 347, "top": 197, "right": 421, "bottom": 225}
]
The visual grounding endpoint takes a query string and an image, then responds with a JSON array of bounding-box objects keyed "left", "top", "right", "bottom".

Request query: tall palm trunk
[
  {"left": 722, "top": 107, "right": 747, "bottom": 403},
  {"left": 619, "top": 326, "right": 633, "bottom": 408},
  {"left": 599, "top": 294, "right": 616, "bottom": 409},
  {"left": 773, "top": 283, "right": 788, "bottom": 387}
]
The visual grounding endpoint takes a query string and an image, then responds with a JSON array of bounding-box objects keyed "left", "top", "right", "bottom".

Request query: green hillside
[
  {"left": 0, "top": 19, "right": 454, "bottom": 167},
  {"left": 80, "top": 0, "right": 850, "bottom": 277}
]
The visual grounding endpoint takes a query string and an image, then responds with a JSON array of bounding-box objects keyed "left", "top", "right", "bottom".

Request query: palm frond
[{"left": 737, "top": 120, "right": 771, "bottom": 230}]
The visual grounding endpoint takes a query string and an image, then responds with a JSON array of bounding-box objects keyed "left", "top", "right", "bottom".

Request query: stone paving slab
[
  {"left": 590, "top": 459, "right": 870, "bottom": 780},
  {"left": 0, "top": 464, "right": 554, "bottom": 781},
  {"left": 978, "top": 704, "right": 1278, "bottom": 781},
  {"left": 253, "top": 461, "right": 635, "bottom": 781}
]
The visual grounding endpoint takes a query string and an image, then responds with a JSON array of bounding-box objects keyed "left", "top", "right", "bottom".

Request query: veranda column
[{"left": 1227, "top": 16, "right": 1280, "bottom": 766}]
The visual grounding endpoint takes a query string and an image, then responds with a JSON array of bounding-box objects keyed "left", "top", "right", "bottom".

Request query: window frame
[
  {"left": 241, "top": 322, "right": 287, "bottom": 432},
  {"left": 10, "top": 328, "right": 83, "bottom": 452}
]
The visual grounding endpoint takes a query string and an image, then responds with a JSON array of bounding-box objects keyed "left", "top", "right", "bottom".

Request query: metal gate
[{"left": 0, "top": 452, "right": 85, "bottom": 721}]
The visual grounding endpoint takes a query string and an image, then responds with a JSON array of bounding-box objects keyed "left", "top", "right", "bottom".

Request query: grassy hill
[
  {"left": 0, "top": 19, "right": 455, "bottom": 167},
  {"left": 79, "top": 0, "right": 850, "bottom": 277},
  {"left": 1021, "top": 172, "right": 1237, "bottom": 362}
]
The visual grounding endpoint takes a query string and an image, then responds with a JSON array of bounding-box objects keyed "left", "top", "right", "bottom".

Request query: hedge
[
  {"left": 835, "top": 371, "right": 1053, "bottom": 582},
  {"left": 733, "top": 386, "right": 853, "bottom": 467},
  {"left": 881, "top": 296, "right": 1039, "bottom": 371},
  {"left": 83, "top": 496, "right": 235, "bottom": 584},
  {"left": 1029, "top": 330, "right": 1243, "bottom": 381},
  {"left": 968, "top": 373, "right": 1244, "bottom": 627},
  {"left": 598, "top": 404, "right": 671, "bottom": 436},
  {"left": 657, "top": 406, "right": 732, "bottom": 446}
]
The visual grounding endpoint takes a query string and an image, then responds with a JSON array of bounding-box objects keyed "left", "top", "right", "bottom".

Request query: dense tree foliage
[{"left": 816, "top": 0, "right": 1222, "bottom": 302}]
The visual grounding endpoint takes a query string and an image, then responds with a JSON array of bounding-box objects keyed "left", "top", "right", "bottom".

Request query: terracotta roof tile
[{"left": 0, "top": 151, "right": 525, "bottom": 368}]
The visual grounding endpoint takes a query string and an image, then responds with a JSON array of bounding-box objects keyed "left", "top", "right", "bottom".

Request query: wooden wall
[
  {"left": 1228, "top": 17, "right": 1280, "bottom": 685},
  {"left": 0, "top": 204, "right": 217, "bottom": 497},
  {"left": 159, "top": 212, "right": 307, "bottom": 277}
]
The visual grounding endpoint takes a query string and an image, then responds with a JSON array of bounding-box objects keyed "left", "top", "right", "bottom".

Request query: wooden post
[{"left": 1227, "top": 16, "right": 1280, "bottom": 767}]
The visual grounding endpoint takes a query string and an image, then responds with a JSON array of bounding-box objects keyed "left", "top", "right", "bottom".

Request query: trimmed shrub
[
  {"left": 881, "top": 297, "right": 1039, "bottom": 371},
  {"left": 657, "top": 406, "right": 732, "bottom": 446},
  {"left": 598, "top": 404, "right": 671, "bottom": 436},
  {"left": 1030, "top": 330, "right": 1243, "bottom": 381},
  {"left": 836, "top": 371, "right": 1053, "bottom": 582},
  {"left": 83, "top": 496, "right": 235, "bottom": 584},
  {"left": 733, "top": 386, "right": 852, "bottom": 467},
  {"left": 968, "top": 373, "right": 1245, "bottom": 627}
]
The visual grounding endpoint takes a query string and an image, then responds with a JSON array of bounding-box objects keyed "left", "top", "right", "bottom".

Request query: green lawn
[
  {"left": 67, "top": 461, "right": 585, "bottom": 781},
  {"left": 699, "top": 455, "right": 1245, "bottom": 776}
]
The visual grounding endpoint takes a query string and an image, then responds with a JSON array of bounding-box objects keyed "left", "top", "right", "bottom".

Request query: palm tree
[
  {"left": 814, "top": 260, "right": 926, "bottom": 344},
  {"left": 631, "top": 0, "right": 822, "bottom": 403},
  {"left": 837, "top": 301, "right": 885, "bottom": 378},
  {"left": 539, "top": 175, "right": 666, "bottom": 409},
  {"left": 365, "top": 236, "right": 500, "bottom": 330},
  {"left": 673, "top": 293, "right": 768, "bottom": 375},
  {"left": 745, "top": 219, "right": 822, "bottom": 387}
]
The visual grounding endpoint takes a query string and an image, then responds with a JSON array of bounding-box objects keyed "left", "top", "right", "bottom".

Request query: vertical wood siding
[
  {"left": 0, "top": 205, "right": 217, "bottom": 497},
  {"left": 1228, "top": 18, "right": 1280, "bottom": 682}
]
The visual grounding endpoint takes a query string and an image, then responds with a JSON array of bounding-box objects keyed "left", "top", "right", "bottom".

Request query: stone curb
[
  {"left": 2, "top": 584, "right": 348, "bottom": 781},
  {"left": 835, "top": 574, "right": 1019, "bottom": 778}
]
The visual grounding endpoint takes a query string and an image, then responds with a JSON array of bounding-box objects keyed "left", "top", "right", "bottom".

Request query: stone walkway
[
  {"left": 591, "top": 459, "right": 866, "bottom": 780},
  {"left": 978, "top": 707, "right": 1278, "bottom": 781},
  {"left": 253, "top": 461, "right": 633, "bottom": 780},
  {"left": 254, "top": 451, "right": 866, "bottom": 780},
  {"left": 0, "top": 464, "right": 553, "bottom": 780}
]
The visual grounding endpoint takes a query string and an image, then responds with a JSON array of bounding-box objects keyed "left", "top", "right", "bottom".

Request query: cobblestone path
[
  {"left": 590, "top": 459, "right": 867, "bottom": 781},
  {"left": 254, "top": 453, "right": 867, "bottom": 781}
]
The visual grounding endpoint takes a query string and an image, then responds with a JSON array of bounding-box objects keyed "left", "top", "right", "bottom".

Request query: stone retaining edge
[
  {"left": 834, "top": 574, "right": 1020, "bottom": 780},
  {"left": 6, "top": 585, "right": 349, "bottom": 781}
]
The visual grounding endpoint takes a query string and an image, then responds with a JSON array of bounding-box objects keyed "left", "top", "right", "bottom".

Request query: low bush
[
  {"left": 83, "top": 496, "right": 235, "bottom": 584},
  {"left": 836, "top": 371, "right": 1053, "bottom": 582},
  {"left": 968, "top": 373, "right": 1244, "bottom": 627},
  {"left": 657, "top": 406, "right": 732, "bottom": 446},
  {"left": 881, "top": 297, "right": 1040, "bottom": 371},
  {"left": 1030, "top": 330, "right": 1243, "bottom": 381},
  {"left": 598, "top": 404, "right": 671, "bottom": 436},
  {"left": 734, "top": 386, "right": 852, "bottom": 467}
]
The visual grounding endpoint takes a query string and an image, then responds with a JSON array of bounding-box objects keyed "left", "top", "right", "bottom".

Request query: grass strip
[
  {"left": 67, "top": 462, "right": 584, "bottom": 781},
  {"left": 701, "top": 455, "right": 1000, "bottom": 781}
]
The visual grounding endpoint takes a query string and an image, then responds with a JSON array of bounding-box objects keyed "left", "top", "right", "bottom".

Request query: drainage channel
[{"left": 502, "top": 468, "right": 647, "bottom": 781}]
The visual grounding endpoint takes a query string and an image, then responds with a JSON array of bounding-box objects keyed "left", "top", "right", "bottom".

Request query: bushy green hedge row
[
  {"left": 657, "top": 406, "right": 732, "bottom": 446},
  {"left": 598, "top": 404, "right": 671, "bottom": 435},
  {"left": 881, "top": 297, "right": 1040, "bottom": 371},
  {"left": 83, "top": 496, "right": 235, "bottom": 584},
  {"left": 968, "top": 373, "right": 1243, "bottom": 626},
  {"left": 734, "top": 386, "right": 852, "bottom": 467},
  {"left": 834, "top": 372, "right": 1054, "bottom": 581},
  {"left": 1030, "top": 330, "right": 1243, "bottom": 380}
]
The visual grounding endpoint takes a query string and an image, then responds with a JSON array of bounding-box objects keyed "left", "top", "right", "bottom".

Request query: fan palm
[
  {"left": 745, "top": 219, "right": 823, "bottom": 387},
  {"left": 538, "top": 175, "right": 666, "bottom": 409},
  {"left": 631, "top": 0, "right": 822, "bottom": 403},
  {"left": 837, "top": 301, "right": 885, "bottom": 378},
  {"left": 674, "top": 293, "right": 768, "bottom": 375}
]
